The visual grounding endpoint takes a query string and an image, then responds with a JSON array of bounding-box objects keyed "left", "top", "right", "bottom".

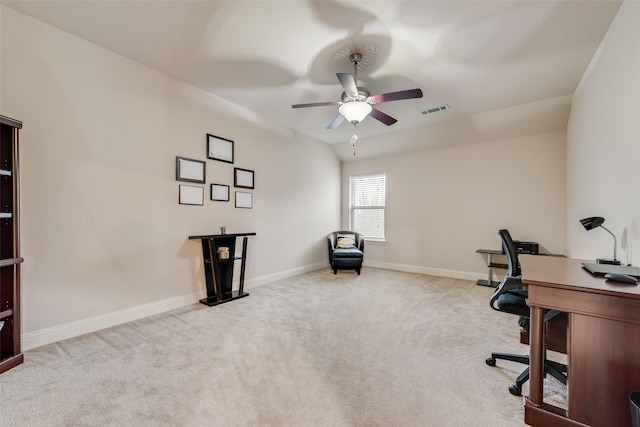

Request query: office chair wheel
[
  {"left": 509, "top": 384, "right": 522, "bottom": 396},
  {"left": 485, "top": 358, "right": 496, "bottom": 367}
]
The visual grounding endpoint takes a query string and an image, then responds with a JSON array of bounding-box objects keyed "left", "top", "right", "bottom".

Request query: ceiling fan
[{"left": 292, "top": 53, "right": 423, "bottom": 129}]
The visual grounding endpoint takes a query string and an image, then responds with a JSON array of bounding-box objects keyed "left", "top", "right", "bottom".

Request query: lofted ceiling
[{"left": 2, "top": 0, "right": 622, "bottom": 161}]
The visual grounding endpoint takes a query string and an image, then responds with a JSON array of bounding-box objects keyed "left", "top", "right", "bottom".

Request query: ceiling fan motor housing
[{"left": 341, "top": 88, "right": 371, "bottom": 104}]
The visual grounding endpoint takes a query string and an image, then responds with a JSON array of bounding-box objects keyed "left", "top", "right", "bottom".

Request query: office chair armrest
[
  {"left": 489, "top": 276, "right": 524, "bottom": 312},
  {"left": 327, "top": 235, "right": 336, "bottom": 262}
]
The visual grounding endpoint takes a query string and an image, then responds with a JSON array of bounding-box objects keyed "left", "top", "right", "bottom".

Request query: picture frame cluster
[{"left": 176, "top": 133, "right": 254, "bottom": 208}]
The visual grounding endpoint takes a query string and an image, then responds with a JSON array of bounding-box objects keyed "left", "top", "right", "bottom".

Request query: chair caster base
[
  {"left": 509, "top": 384, "right": 522, "bottom": 396},
  {"left": 485, "top": 358, "right": 496, "bottom": 367}
]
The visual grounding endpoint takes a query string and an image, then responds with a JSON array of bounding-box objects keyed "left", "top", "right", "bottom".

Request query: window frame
[{"left": 349, "top": 172, "right": 386, "bottom": 242}]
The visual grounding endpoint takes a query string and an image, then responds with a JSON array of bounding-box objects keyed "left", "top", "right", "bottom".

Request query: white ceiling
[{"left": 2, "top": 0, "right": 622, "bottom": 161}]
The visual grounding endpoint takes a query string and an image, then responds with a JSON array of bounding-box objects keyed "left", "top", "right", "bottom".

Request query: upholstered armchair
[{"left": 327, "top": 231, "right": 365, "bottom": 275}]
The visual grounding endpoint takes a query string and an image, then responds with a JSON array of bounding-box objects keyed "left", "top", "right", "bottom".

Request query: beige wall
[
  {"left": 5, "top": 0, "right": 631, "bottom": 349},
  {"left": 567, "top": 1, "right": 640, "bottom": 265},
  {"left": 342, "top": 131, "right": 567, "bottom": 280},
  {"left": 1, "top": 6, "right": 340, "bottom": 347}
]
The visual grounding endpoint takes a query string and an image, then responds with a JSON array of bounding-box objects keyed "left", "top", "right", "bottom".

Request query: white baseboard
[
  {"left": 21, "top": 262, "right": 329, "bottom": 351},
  {"left": 21, "top": 292, "right": 203, "bottom": 351},
  {"left": 244, "top": 262, "right": 327, "bottom": 288},
  {"left": 22, "top": 262, "right": 480, "bottom": 351},
  {"left": 363, "top": 260, "right": 485, "bottom": 282}
]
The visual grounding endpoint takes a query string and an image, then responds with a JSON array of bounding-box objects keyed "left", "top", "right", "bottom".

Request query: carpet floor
[{"left": 0, "top": 268, "right": 566, "bottom": 426}]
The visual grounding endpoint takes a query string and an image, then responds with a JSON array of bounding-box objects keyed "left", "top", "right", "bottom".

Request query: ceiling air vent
[{"left": 422, "top": 104, "right": 449, "bottom": 115}]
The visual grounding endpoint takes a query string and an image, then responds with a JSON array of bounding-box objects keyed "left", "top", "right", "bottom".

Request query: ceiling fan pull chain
[{"left": 350, "top": 134, "right": 358, "bottom": 156}]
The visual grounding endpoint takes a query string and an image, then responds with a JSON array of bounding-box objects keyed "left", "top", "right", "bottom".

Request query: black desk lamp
[{"left": 580, "top": 216, "right": 621, "bottom": 265}]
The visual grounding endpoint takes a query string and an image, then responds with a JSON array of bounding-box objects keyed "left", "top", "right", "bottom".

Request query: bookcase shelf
[{"left": 0, "top": 115, "right": 23, "bottom": 374}]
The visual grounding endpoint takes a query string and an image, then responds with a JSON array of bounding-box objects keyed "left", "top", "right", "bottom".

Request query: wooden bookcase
[{"left": 0, "top": 115, "right": 24, "bottom": 374}]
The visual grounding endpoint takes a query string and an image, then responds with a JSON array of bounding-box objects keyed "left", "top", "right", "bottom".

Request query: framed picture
[
  {"left": 176, "top": 156, "right": 205, "bottom": 183},
  {"left": 234, "top": 167, "right": 254, "bottom": 189},
  {"left": 210, "top": 184, "right": 230, "bottom": 201},
  {"left": 235, "top": 191, "right": 252, "bottom": 209},
  {"left": 179, "top": 185, "right": 204, "bottom": 206},
  {"left": 207, "top": 134, "right": 234, "bottom": 164}
]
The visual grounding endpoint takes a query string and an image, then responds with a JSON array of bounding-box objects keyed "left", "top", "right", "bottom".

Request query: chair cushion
[
  {"left": 333, "top": 248, "right": 363, "bottom": 258},
  {"left": 336, "top": 236, "right": 356, "bottom": 248},
  {"left": 496, "top": 290, "right": 530, "bottom": 317}
]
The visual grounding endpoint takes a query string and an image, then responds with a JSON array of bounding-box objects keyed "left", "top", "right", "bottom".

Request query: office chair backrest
[{"left": 499, "top": 229, "right": 521, "bottom": 277}]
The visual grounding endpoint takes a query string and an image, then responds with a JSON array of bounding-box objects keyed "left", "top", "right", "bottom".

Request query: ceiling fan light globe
[{"left": 339, "top": 102, "right": 372, "bottom": 124}]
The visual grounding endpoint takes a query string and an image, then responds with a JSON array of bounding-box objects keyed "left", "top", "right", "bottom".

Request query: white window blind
[{"left": 350, "top": 173, "right": 385, "bottom": 241}]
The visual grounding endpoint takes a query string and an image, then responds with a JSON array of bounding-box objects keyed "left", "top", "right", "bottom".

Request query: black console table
[{"left": 189, "top": 232, "right": 256, "bottom": 306}]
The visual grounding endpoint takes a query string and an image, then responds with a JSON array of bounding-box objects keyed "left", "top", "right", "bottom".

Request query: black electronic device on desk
[
  {"left": 604, "top": 273, "right": 638, "bottom": 285},
  {"left": 582, "top": 262, "right": 640, "bottom": 280},
  {"left": 513, "top": 240, "right": 539, "bottom": 255},
  {"left": 476, "top": 240, "right": 541, "bottom": 287}
]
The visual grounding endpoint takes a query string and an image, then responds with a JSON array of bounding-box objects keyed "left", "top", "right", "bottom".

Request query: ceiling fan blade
[
  {"left": 292, "top": 101, "right": 338, "bottom": 108},
  {"left": 336, "top": 73, "right": 358, "bottom": 96},
  {"left": 327, "top": 114, "right": 346, "bottom": 129},
  {"left": 370, "top": 108, "right": 398, "bottom": 126},
  {"left": 370, "top": 88, "right": 423, "bottom": 104}
]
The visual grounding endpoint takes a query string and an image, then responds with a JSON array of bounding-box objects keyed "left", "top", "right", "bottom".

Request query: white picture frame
[
  {"left": 234, "top": 168, "right": 254, "bottom": 189},
  {"left": 207, "top": 134, "right": 234, "bottom": 164},
  {"left": 179, "top": 185, "right": 204, "bottom": 206},
  {"left": 235, "top": 191, "right": 252, "bottom": 209},
  {"left": 176, "top": 156, "right": 205, "bottom": 183},
  {"left": 211, "top": 184, "right": 230, "bottom": 201}
]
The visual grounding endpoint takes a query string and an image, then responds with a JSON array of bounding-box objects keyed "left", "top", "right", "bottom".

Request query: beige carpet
[{"left": 0, "top": 268, "right": 566, "bottom": 426}]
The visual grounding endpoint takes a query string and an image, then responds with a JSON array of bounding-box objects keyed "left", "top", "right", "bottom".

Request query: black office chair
[{"left": 485, "top": 229, "right": 567, "bottom": 396}]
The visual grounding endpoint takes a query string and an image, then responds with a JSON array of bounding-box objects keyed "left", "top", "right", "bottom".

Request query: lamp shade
[
  {"left": 339, "top": 101, "right": 372, "bottom": 124},
  {"left": 579, "top": 216, "right": 620, "bottom": 265},
  {"left": 580, "top": 216, "right": 605, "bottom": 231}
]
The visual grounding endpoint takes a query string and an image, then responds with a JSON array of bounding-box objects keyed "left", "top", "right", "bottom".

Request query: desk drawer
[{"left": 527, "top": 285, "right": 640, "bottom": 325}]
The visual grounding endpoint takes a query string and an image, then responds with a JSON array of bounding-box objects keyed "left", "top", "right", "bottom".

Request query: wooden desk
[{"left": 521, "top": 255, "right": 640, "bottom": 427}]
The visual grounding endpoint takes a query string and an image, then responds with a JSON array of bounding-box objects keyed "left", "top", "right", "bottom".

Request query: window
[{"left": 350, "top": 173, "right": 385, "bottom": 241}]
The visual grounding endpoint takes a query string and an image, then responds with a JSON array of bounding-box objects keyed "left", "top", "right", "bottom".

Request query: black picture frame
[
  {"left": 176, "top": 156, "right": 205, "bottom": 183},
  {"left": 235, "top": 191, "right": 252, "bottom": 209},
  {"left": 207, "top": 134, "right": 234, "bottom": 164},
  {"left": 210, "top": 184, "right": 230, "bottom": 201},
  {"left": 234, "top": 167, "right": 254, "bottom": 189}
]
